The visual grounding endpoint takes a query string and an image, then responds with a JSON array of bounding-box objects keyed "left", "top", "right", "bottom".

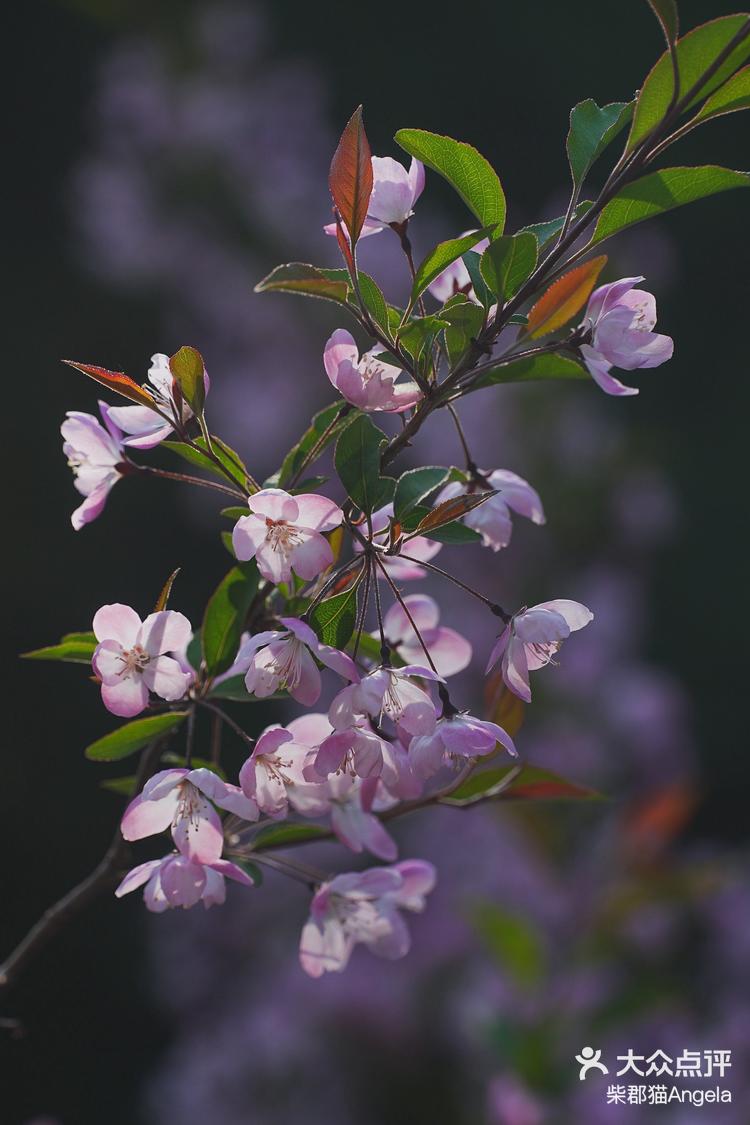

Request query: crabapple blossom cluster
[{"left": 30, "top": 38, "right": 746, "bottom": 982}]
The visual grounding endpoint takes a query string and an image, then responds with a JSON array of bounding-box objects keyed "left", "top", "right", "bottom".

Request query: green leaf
[
  {"left": 334, "top": 413, "right": 391, "bottom": 514},
  {"left": 277, "top": 401, "right": 354, "bottom": 489},
  {"left": 443, "top": 764, "right": 603, "bottom": 805},
  {"left": 566, "top": 100, "right": 633, "bottom": 189},
  {"left": 162, "top": 435, "right": 248, "bottom": 489},
  {"left": 195, "top": 435, "right": 249, "bottom": 488},
  {"left": 394, "top": 467, "right": 451, "bottom": 524},
  {"left": 410, "top": 228, "right": 495, "bottom": 307},
  {"left": 461, "top": 251, "right": 494, "bottom": 309},
  {"left": 202, "top": 561, "right": 260, "bottom": 676},
  {"left": 646, "top": 0, "right": 679, "bottom": 45},
  {"left": 252, "top": 822, "right": 331, "bottom": 850},
  {"left": 85, "top": 711, "right": 189, "bottom": 762},
  {"left": 169, "top": 346, "right": 205, "bottom": 414},
  {"left": 479, "top": 232, "right": 538, "bottom": 300},
  {"left": 320, "top": 268, "right": 392, "bottom": 336},
  {"left": 471, "top": 353, "right": 589, "bottom": 391},
  {"left": 394, "top": 128, "right": 506, "bottom": 229},
  {"left": 235, "top": 859, "right": 264, "bottom": 886},
  {"left": 520, "top": 202, "right": 593, "bottom": 249},
  {"left": 254, "top": 262, "right": 350, "bottom": 304},
  {"left": 351, "top": 631, "right": 405, "bottom": 666},
  {"left": 186, "top": 630, "right": 202, "bottom": 672},
  {"left": 471, "top": 902, "right": 545, "bottom": 987},
  {"left": 207, "top": 675, "right": 254, "bottom": 701},
  {"left": 309, "top": 580, "right": 361, "bottom": 648},
  {"left": 591, "top": 165, "right": 750, "bottom": 244},
  {"left": 356, "top": 273, "right": 391, "bottom": 335},
  {"left": 397, "top": 314, "right": 450, "bottom": 364},
  {"left": 22, "top": 631, "right": 97, "bottom": 664},
  {"left": 440, "top": 297, "right": 485, "bottom": 366},
  {"left": 693, "top": 64, "right": 750, "bottom": 122},
  {"left": 628, "top": 15, "right": 750, "bottom": 151}
]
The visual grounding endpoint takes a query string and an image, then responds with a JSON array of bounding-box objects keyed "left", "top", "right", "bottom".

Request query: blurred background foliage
[{"left": 4, "top": 1, "right": 748, "bottom": 1122}]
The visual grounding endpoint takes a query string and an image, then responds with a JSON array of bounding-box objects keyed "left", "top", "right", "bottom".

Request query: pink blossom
[
  {"left": 329, "top": 665, "right": 440, "bottom": 738},
  {"left": 92, "top": 604, "right": 193, "bottom": 717},
  {"left": 409, "top": 712, "right": 517, "bottom": 779},
  {"left": 427, "top": 231, "right": 490, "bottom": 303},
  {"left": 61, "top": 402, "right": 127, "bottom": 530},
  {"left": 312, "top": 721, "right": 391, "bottom": 781},
  {"left": 288, "top": 738, "right": 398, "bottom": 861},
  {"left": 383, "top": 594, "right": 472, "bottom": 676},
  {"left": 486, "top": 599, "right": 594, "bottom": 702},
  {"left": 323, "top": 329, "right": 421, "bottom": 413},
  {"left": 115, "top": 852, "right": 252, "bottom": 913},
  {"left": 230, "top": 616, "right": 356, "bottom": 705},
  {"left": 579, "top": 277, "right": 673, "bottom": 396},
  {"left": 239, "top": 724, "right": 325, "bottom": 819},
  {"left": 359, "top": 504, "right": 442, "bottom": 580},
  {"left": 121, "top": 767, "right": 257, "bottom": 863},
  {"left": 232, "top": 488, "right": 343, "bottom": 584},
  {"left": 107, "top": 352, "right": 210, "bottom": 449},
  {"left": 324, "top": 156, "right": 425, "bottom": 238},
  {"left": 436, "top": 470, "right": 545, "bottom": 551},
  {"left": 299, "top": 859, "right": 436, "bottom": 977}
]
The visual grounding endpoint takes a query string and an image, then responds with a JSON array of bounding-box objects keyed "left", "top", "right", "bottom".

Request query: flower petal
[{"left": 93, "top": 603, "right": 142, "bottom": 646}]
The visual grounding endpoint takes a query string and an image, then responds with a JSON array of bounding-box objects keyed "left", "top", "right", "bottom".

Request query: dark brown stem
[
  {"left": 372, "top": 552, "right": 440, "bottom": 676},
  {"left": 138, "top": 463, "right": 246, "bottom": 499},
  {"left": 0, "top": 736, "right": 167, "bottom": 992},
  {"left": 446, "top": 403, "right": 476, "bottom": 471},
  {"left": 397, "top": 552, "right": 510, "bottom": 620},
  {"left": 195, "top": 699, "right": 255, "bottom": 750}
]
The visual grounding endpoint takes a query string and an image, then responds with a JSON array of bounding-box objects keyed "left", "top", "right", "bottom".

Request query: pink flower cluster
[{"left": 58, "top": 136, "right": 682, "bottom": 983}]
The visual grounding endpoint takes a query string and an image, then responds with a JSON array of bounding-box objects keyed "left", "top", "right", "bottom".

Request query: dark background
[{"left": 3, "top": 1, "right": 747, "bottom": 1121}]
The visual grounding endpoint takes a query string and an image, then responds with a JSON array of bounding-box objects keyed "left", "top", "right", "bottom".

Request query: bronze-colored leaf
[
  {"left": 154, "top": 568, "right": 181, "bottom": 612},
  {"left": 329, "top": 106, "right": 373, "bottom": 248},
  {"left": 62, "top": 360, "right": 157, "bottom": 408},
  {"left": 411, "top": 490, "right": 496, "bottom": 536},
  {"left": 525, "top": 255, "right": 607, "bottom": 339}
]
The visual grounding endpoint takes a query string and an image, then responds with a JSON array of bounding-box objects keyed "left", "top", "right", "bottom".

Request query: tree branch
[{"left": 0, "top": 737, "right": 167, "bottom": 992}]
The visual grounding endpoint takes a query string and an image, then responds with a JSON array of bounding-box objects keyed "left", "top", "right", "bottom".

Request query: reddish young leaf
[
  {"left": 525, "top": 255, "right": 608, "bottom": 339},
  {"left": 335, "top": 212, "right": 356, "bottom": 273},
  {"left": 329, "top": 106, "right": 373, "bottom": 248},
  {"left": 328, "top": 559, "right": 365, "bottom": 596},
  {"left": 410, "top": 491, "right": 496, "bottom": 536},
  {"left": 62, "top": 360, "right": 156, "bottom": 408}
]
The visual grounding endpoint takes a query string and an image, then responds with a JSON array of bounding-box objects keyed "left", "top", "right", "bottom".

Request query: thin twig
[
  {"left": 195, "top": 699, "right": 254, "bottom": 750},
  {"left": 137, "top": 463, "right": 246, "bottom": 499},
  {"left": 397, "top": 552, "right": 510, "bottom": 620},
  {"left": 0, "top": 736, "right": 167, "bottom": 991},
  {"left": 446, "top": 403, "right": 476, "bottom": 471},
  {"left": 372, "top": 552, "right": 440, "bottom": 676}
]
